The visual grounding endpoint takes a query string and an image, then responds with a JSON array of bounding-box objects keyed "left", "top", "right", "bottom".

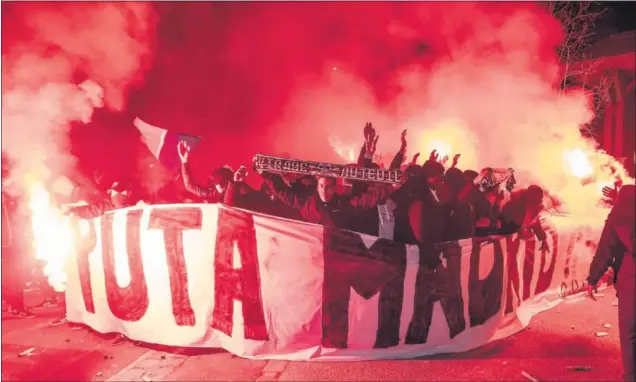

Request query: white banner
[{"left": 65, "top": 204, "right": 602, "bottom": 361}]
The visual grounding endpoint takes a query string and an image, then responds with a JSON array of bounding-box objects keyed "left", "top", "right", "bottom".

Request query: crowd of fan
[
  {"left": 68, "top": 123, "right": 553, "bottom": 253},
  {"left": 1, "top": 122, "right": 629, "bottom": 351}
]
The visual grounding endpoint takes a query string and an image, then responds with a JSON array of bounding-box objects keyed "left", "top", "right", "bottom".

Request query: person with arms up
[
  {"left": 258, "top": 165, "right": 390, "bottom": 231},
  {"left": 177, "top": 141, "right": 232, "bottom": 203},
  {"left": 586, "top": 185, "right": 635, "bottom": 382}
]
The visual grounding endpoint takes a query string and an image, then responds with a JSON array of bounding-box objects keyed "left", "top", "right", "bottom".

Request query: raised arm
[
  {"left": 389, "top": 130, "right": 408, "bottom": 170},
  {"left": 347, "top": 184, "right": 389, "bottom": 210},
  {"left": 224, "top": 166, "right": 256, "bottom": 207},
  {"left": 181, "top": 162, "right": 221, "bottom": 200},
  {"left": 178, "top": 141, "right": 221, "bottom": 201},
  {"left": 261, "top": 172, "right": 306, "bottom": 210},
  {"left": 66, "top": 199, "right": 116, "bottom": 219},
  {"left": 359, "top": 122, "right": 378, "bottom": 167}
]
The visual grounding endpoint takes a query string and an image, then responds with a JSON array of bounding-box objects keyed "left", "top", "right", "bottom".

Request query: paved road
[{"left": 1, "top": 290, "right": 623, "bottom": 381}]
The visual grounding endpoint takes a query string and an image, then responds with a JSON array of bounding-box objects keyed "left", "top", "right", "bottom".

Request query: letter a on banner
[{"left": 212, "top": 207, "right": 268, "bottom": 341}]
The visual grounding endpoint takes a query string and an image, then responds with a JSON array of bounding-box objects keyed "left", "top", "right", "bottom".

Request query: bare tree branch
[{"left": 549, "top": 1, "right": 610, "bottom": 136}]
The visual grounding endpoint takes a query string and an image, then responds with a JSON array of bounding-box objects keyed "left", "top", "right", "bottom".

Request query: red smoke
[
  {"left": 1, "top": 2, "right": 156, "bottom": 192},
  {"left": 2, "top": 2, "right": 629, "bottom": 217},
  {"left": 161, "top": 1, "right": 622, "bottom": 216}
]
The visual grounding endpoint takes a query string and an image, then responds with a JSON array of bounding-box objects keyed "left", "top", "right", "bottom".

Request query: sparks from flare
[
  {"left": 564, "top": 148, "right": 594, "bottom": 179},
  {"left": 28, "top": 182, "right": 75, "bottom": 292}
]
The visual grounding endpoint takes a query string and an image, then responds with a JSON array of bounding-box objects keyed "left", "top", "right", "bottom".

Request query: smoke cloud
[
  {"left": 232, "top": 2, "right": 626, "bottom": 216},
  {"left": 1, "top": 2, "right": 156, "bottom": 193}
]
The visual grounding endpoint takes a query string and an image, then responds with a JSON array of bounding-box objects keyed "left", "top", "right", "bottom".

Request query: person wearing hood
[
  {"left": 498, "top": 185, "right": 549, "bottom": 251},
  {"left": 260, "top": 172, "right": 315, "bottom": 220},
  {"left": 177, "top": 141, "right": 232, "bottom": 203},
  {"left": 392, "top": 165, "right": 446, "bottom": 268},
  {"left": 440, "top": 167, "right": 475, "bottom": 241},
  {"left": 258, "top": 168, "right": 389, "bottom": 231},
  {"left": 586, "top": 185, "right": 635, "bottom": 382}
]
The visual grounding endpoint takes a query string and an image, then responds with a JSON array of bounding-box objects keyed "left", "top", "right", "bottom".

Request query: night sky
[{"left": 596, "top": 2, "right": 636, "bottom": 36}]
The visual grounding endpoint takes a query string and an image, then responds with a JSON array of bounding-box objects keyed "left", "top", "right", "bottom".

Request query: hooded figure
[
  {"left": 181, "top": 164, "right": 233, "bottom": 203},
  {"left": 261, "top": 171, "right": 388, "bottom": 230},
  {"left": 440, "top": 167, "right": 475, "bottom": 240},
  {"left": 587, "top": 185, "right": 635, "bottom": 382},
  {"left": 392, "top": 165, "right": 445, "bottom": 269}
]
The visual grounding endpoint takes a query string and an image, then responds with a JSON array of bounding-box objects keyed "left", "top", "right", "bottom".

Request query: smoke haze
[{"left": 1, "top": 2, "right": 156, "bottom": 191}]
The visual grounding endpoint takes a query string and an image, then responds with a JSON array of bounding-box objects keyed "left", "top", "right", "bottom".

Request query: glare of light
[
  {"left": 564, "top": 149, "right": 594, "bottom": 178},
  {"left": 28, "top": 181, "right": 75, "bottom": 292},
  {"left": 428, "top": 139, "right": 452, "bottom": 159}
]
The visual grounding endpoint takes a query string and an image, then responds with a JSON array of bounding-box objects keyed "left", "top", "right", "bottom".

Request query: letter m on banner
[{"left": 321, "top": 228, "right": 407, "bottom": 349}]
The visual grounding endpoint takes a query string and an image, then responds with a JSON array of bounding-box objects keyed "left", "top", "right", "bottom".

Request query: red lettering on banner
[
  {"left": 521, "top": 238, "right": 535, "bottom": 301},
  {"left": 322, "top": 229, "right": 407, "bottom": 349},
  {"left": 405, "top": 243, "right": 466, "bottom": 344},
  {"left": 148, "top": 207, "right": 202, "bottom": 327},
  {"left": 212, "top": 207, "right": 268, "bottom": 341},
  {"left": 534, "top": 233, "right": 559, "bottom": 296},
  {"left": 504, "top": 235, "right": 521, "bottom": 314},
  {"left": 102, "top": 210, "right": 149, "bottom": 321},
  {"left": 74, "top": 219, "right": 97, "bottom": 314},
  {"left": 468, "top": 238, "right": 504, "bottom": 327}
]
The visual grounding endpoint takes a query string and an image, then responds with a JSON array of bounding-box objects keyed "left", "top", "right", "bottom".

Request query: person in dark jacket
[
  {"left": 222, "top": 166, "right": 294, "bottom": 219},
  {"left": 177, "top": 141, "right": 232, "bottom": 203},
  {"left": 586, "top": 185, "right": 635, "bottom": 382},
  {"left": 392, "top": 165, "right": 446, "bottom": 268},
  {"left": 1, "top": 191, "right": 36, "bottom": 318},
  {"left": 440, "top": 167, "right": 475, "bottom": 241},
  {"left": 498, "top": 185, "right": 549, "bottom": 251},
  {"left": 260, "top": 173, "right": 314, "bottom": 220},
  {"left": 259, "top": 169, "right": 389, "bottom": 230}
]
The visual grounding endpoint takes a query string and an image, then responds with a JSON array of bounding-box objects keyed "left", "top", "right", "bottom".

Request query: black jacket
[{"left": 587, "top": 185, "right": 635, "bottom": 286}]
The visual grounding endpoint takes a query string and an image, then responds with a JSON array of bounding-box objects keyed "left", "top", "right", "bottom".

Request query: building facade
[{"left": 583, "top": 32, "right": 636, "bottom": 177}]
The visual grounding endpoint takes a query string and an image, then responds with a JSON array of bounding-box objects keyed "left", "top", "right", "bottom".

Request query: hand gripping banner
[{"left": 253, "top": 154, "right": 403, "bottom": 184}]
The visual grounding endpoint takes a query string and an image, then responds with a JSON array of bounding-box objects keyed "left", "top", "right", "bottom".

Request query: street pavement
[{"left": 1, "top": 289, "right": 623, "bottom": 381}]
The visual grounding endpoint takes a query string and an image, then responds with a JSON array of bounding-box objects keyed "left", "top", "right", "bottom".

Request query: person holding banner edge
[{"left": 586, "top": 184, "right": 635, "bottom": 382}]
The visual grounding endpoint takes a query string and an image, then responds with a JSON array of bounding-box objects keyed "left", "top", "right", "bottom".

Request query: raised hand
[
  {"left": 364, "top": 122, "right": 379, "bottom": 155},
  {"left": 177, "top": 141, "right": 191, "bottom": 163},
  {"left": 252, "top": 156, "right": 263, "bottom": 174},
  {"left": 429, "top": 149, "right": 439, "bottom": 162},
  {"left": 452, "top": 154, "right": 461, "bottom": 168},
  {"left": 586, "top": 282, "right": 598, "bottom": 301},
  {"left": 400, "top": 129, "right": 407, "bottom": 153},
  {"left": 411, "top": 152, "right": 421, "bottom": 165},
  {"left": 363, "top": 122, "right": 373, "bottom": 140},
  {"left": 441, "top": 155, "right": 449, "bottom": 166},
  {"left": 602, "top": 186, "right": 618, "bottom": 205},
  {"left": 234, "top": 165, "right": 248, "bottom": 182}
]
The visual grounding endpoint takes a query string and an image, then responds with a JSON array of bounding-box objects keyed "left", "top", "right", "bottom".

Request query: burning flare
[
  {"left": 564, "top": 148, "right": 594, "bottom": 179},
  {"left": 28, "top": 181, "right": 76, "bottom": 292}
]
